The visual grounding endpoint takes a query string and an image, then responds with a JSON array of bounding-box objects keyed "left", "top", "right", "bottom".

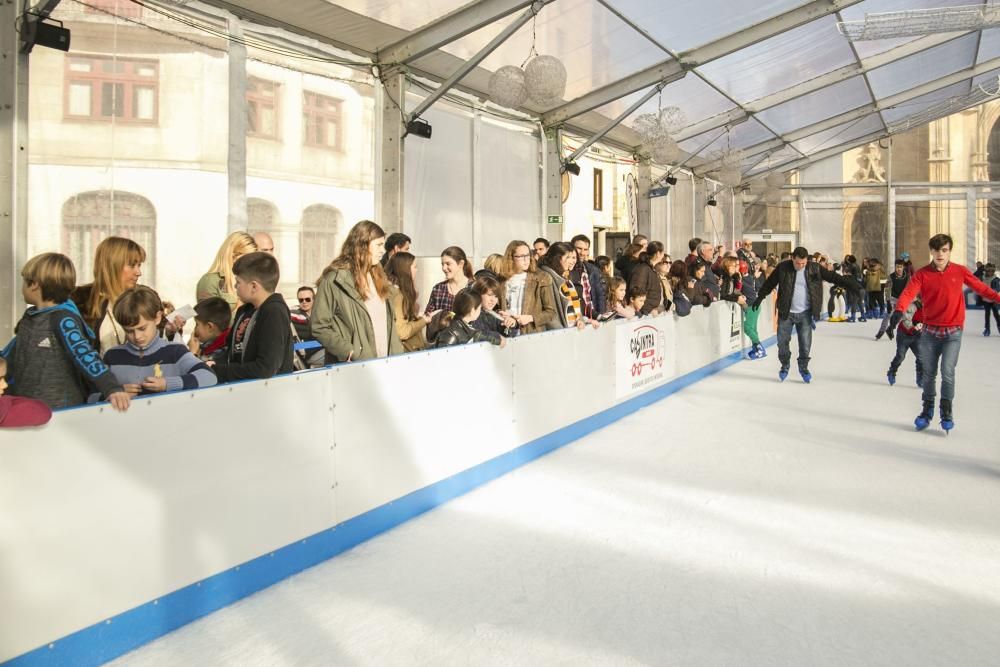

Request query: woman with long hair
[
  {"left": 498, "top": 240, "right": 557, "bottom": 334},
  {"left": 538, "top": 242, "right": 599, "bottom": 330},
  {"left": 196, "top": 231, "right": 258, "bottom": 314},
  {"left": 627, "top": 240, "right": 665, "bottom": 315},
  {"left": 384, "top": 251, "right": 435, "bottom": 352},
  {"left": 424, "top": 246, "right": 474, "bottom": 315},
  {"left": 311, "top": 220, "right": 402, "bottom": 362},
  {"left": 72, "top": 236, "right": 147, "bottom": 354}
]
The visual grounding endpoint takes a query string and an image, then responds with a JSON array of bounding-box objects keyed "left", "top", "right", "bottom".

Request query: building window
[
  {"left": 247, "top": 78, "right": 280, "bottom": 139},
  {"left": 593, "top": 168, "right": 603, "bottom": 211},
  {"left": 62, "top": 191, "right": 157, "bottom": 285},
  {"left": 300, "top": 204, "right": 342, "bottom": 285},
  {"left": 247, "top": 198, "right": 280, "bottom": 235},
  {"left": 83, "top": 0, "right": 142, "bottom": 19},
  {"left": 64, "top": 56, "right": 158, "bottom": 123},
  {"left": 303, "top": 91, "right": 343, "bottom": 151}
]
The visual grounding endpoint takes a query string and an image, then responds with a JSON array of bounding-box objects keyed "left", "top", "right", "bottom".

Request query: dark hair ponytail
[
  {"left": 440, "top": 289, "right": 482, "bottom": 327},
  {"left": 442, "top": 246, "right": 474, "bottom": 280},
  {"left": 639, "top": 241, "right": 664, "bottom": 264}
]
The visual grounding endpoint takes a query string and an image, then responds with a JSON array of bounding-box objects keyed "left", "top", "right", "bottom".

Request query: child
[
  {"left": 599, "top": 277, "right": 634, "bottom": 321},
  {"left": 1, "top": 253, "right": 129, "bottom": 411},
  {"left": 739, "top": 260, "right": 766, "bottom": 359},
  {"left": 211, "top": 252, "right": 294, "bottom": 382},
  {"left": 886, "top": 298, "right": 923, "bottom": 387},
  {"left": 103, "top": 286, "right": 217, "bottom": 395},
  {"left": 626, "top": 286, "right": 646, "bottom": 317},
  {"left": 983, "top": 263, "right": 999, "bottom": 336},
  {"left": 0, "top": 356, "right": 52, "bottom": 427},
  {"left": 469, "top": 275, "right": 517, "bottom": 338},
  {"left": 433, "top": 291, "right": 505, "bottom": 348},
  {"left": 191, "top": 297, "right": 232, "bottom": 362}
]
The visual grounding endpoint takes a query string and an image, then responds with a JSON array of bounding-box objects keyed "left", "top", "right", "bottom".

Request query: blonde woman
[
  {"left": 71, "top": 236, "right": 147, "bottom": 354},
  {"left": 196, "top": 231, "right": 258, "bottom": 315}
]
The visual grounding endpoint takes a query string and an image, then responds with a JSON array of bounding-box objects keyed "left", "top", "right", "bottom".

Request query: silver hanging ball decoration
[
  {"left": 765, "top": 187, "right": 783, "bottom": 204},
  {"left": 658, "top": 106, "right": 687, "bottom": 134},
  {"left": 719, "top": 166, "right": 742, "bottom": 188},
  {"left": 649, "top": 136, "right": 680, "bottom": 165},
  {"left": 524, "top": 55, "right": 567, "bottom": 106},
  {"left": 488, "top": 65, "right": 527, "bottom": 109},
  {"left": 633, "top": 113, "right": 661, "bottom": 145},
  {"left": 765, "top": 171, "right": 785, "bottom": 189}
]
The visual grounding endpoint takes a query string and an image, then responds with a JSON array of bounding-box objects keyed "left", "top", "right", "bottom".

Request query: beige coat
[{"left": 387, "top": 286, "right": 427, "bottom": 352}]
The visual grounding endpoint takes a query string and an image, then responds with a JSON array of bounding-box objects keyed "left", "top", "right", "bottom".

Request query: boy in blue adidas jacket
[{"left": 2, "top": 253, "right": 129, "bottom": 411}]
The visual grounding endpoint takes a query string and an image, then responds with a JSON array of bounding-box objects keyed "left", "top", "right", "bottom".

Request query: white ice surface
[{"left": 111, "top": 317, "right": 1000, "bottom": 666}]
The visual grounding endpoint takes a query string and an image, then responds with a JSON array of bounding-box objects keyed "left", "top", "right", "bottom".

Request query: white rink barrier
[{"left": 0, "top": 301, "right": 774, "bottom": 666}]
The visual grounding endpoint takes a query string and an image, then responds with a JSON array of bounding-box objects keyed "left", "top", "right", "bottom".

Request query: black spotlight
[
  {"left": 665, "top": 175, "right": 678, "bottom": 186},
  {"left": 707, "top": 195, "right": 718, "bottom": 207},
  {"left": 562, "top": 161, "right": 581, "bottom": 176},
  {"left": 405, "top": 118, "right": 432, "bottom": 140},
  {"left": 21, "top": 15, "right": 71, "bottom": 53}
]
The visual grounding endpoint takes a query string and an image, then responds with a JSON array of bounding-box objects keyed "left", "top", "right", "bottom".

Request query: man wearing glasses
[
  {"left": 738, "top": 239, "right": 758, "bottom": 273},
  {"left": 291, "top": 286, "right": 324, "bottom": 367}
]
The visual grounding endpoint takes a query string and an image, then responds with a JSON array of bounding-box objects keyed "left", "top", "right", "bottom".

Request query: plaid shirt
[
  {"left": 921, "top": 324, "right": 962, "bottom": 339},
  {"left": 424, "top": 282, "right": 456, "bottom": 315},
  {"left": 578, "top": 267, "right": 594, "bottom": 318}
]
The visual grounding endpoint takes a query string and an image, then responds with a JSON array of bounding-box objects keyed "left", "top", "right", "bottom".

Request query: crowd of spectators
[{"left": 2, "top": 220, "right": 775, "bottom": 426}]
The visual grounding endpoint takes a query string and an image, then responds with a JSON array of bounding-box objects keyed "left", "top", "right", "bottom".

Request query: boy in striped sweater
[{"left": 104, "top": 286, "right": 217, "bottom": 396}]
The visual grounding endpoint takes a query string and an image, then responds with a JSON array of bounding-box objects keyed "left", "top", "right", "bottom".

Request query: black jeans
[
  {"left": 888, "top": 330, "right": 922, "bottom": 379},
  {"left": 985, "top": 303, "right": 1000, "bottom": 333}
]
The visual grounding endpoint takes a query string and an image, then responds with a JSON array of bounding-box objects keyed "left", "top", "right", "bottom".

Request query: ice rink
[{"left": 112, "top": 316, "right": 1000, "bottom": 666}]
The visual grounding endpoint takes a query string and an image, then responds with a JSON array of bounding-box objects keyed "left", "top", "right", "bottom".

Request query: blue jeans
[
  {"left": 777, "top": 310, "right": 813, "bottom": 371},
  {"left": 918, "top": 330, "right": 962, "bottom": 402}
]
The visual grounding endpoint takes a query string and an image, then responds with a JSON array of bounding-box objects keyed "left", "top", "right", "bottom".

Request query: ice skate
[
  {"left": 914, "top": 399, "right": 934, "bottom": 431},
  {"left": 887, "top": 373, "right": 895, "bottom": 386},
  {"left": 778, "top": 367, "right": 789, "bottom": 382},
  {"left": 756, "top": 343, "right": 767, "bottom": 358},
  {"left": 800, "top": 368, "right": 812, "bottom": 384},
  {"left": 940, "top": 399, "right": 954, "bottom": 434},
  {"left": 984, "top": 328, "right": 990, "bottom": 337}
]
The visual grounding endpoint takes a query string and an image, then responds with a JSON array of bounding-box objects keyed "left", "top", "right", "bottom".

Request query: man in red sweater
[{"left": 891, "top": 234, "right": 1000, "bottom": 432}]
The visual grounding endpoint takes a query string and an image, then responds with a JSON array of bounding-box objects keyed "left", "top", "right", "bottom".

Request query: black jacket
[
  {"left": 570, "top": 260, "right": 607, "bottom": 317},
  {"left": 888, "top": 271, "right": 910, "bottom": 299},
  {"left": 757, "top": 259, "right": 860, "bottom": 321},
  {"left": 719, "top": 272, "right": 744, "bottom": 304},
  {"left": 215, "top": 293, "right": 294, "bottom": 382},
  {"left": 433, "top": 318, "right": 501, "bottom": 348},
  {"left": 628, "top": 262, "right": 663, "bottom": 315}
]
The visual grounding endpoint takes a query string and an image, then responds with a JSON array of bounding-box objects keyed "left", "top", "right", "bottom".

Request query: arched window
[
  {"left": 850, "top": 203, "right": 888, "bottom": 262},
  {"left": 988, "top": 118, "right": 1000, "bottom": 264},
  {"left": 62, "top": 191, "right": 156, "bottom": 285},
  {"left": 247, "top": 197, "right": 279, "bottom": 235},
  {"left": 300, "top": 204, "right": 342, "bottom": 286}
]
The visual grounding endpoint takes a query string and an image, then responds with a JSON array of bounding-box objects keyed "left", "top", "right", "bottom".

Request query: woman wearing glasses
[{"left": 498, "top": 240, "right": 557, "bottom": 334}]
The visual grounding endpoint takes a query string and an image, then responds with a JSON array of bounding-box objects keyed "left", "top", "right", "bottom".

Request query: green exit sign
[{"left": 547, "top": 215, "right": 562, "bottom": 224}]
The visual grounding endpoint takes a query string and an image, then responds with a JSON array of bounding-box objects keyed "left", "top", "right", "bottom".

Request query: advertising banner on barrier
[
  {"left": 615, "top": 318, "right": 670, "bottom": 399},
  {"left": 726, "top": 304, "right": 744, "bottom": 353}
]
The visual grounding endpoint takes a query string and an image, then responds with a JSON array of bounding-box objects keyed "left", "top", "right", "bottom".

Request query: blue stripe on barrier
[
  {"left": 3, "top": 335, "right": 776, "bottom": 667},
  {"left": 293, "top": 340, "right": 323, "bottom": 351}
]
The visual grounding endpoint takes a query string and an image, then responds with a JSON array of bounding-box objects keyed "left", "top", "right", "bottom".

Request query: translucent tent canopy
[{"left": 199, "top": 0, "right": 1000, "bottom": 178}]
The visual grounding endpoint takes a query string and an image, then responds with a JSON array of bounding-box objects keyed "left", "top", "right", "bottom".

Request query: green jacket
[{"left": 311, "top": 268, "right": 403, "bottom": 362}]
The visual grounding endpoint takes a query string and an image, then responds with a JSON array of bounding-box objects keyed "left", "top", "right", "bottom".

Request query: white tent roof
[{"left": 200, "top": 0, "right": 1000, "bottom": 176}]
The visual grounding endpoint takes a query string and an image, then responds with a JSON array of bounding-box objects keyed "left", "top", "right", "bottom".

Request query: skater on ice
[
  {"left": 885, "top": 298, "right": 923, "bottom": 388},
  {"left": 890, "top": 234, "right": 1000, "bottom": 432},
  {"left": 752, "top": 247, "right": 862, "bottom": 383}
]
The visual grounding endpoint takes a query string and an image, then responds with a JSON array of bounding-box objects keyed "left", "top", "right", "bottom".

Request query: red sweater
[
  {"left": 0, "top": 395, "right": 52, "bottom": 428},
  {"left": 896, "top": 262, "right": 1000, "bottom": 328}
]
